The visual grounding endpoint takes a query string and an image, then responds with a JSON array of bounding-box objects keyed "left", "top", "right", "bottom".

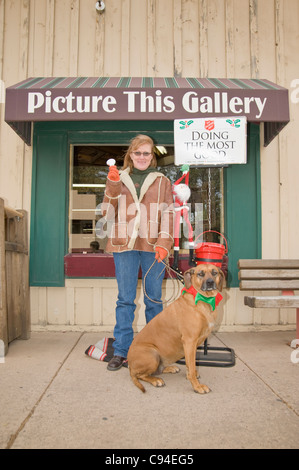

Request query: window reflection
[{"left": 69, "top": 145, "right": 223, "bottom": 253}]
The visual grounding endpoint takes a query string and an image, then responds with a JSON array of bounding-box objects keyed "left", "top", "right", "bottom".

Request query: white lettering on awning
[
  {"left": 123, "top": 90, "right": 175, "bottom": 113},
  {"left": 27, "top": 91, "right": 116, "bottom": 114},
  {"left": 27, "top": 89, "right": 267, "bottom": 119},
  {"left": 182, "top": 91, "right": 267, "bottom": 119}
]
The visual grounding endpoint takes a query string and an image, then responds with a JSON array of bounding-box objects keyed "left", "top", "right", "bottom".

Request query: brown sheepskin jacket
[{"left": 102, "top": 167, "right": 174, "bottom": 255}]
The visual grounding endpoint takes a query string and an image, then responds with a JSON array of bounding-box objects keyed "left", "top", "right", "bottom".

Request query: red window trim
[{"left": 64, "top": 253, "right": 191, "bottom": 278}]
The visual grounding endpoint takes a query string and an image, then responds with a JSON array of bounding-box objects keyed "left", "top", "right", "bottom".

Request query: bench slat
[
  {"left": 239, "top": 269, "right": 299, "bottom": 280},
  {"left": 238, "top": 259, "right": 299, "bottom": 269},
  {"left": 244, "top": 296, "right": 299, "bottom": 308},
  {"left": 239, "top": 279, "right": 299, "bottom": 290}
]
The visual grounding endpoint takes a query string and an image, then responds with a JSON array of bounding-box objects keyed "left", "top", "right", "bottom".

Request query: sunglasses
[{"left": 132, "top": 151, "right": 152, "bottom": 157}]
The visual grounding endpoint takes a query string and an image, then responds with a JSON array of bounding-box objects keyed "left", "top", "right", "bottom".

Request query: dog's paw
[
  {"left": 153, "top": 377, "right": 165, "bottom": 387},
  {"left": 193, "top": 382, "right": 210, "bottom": 394},
  {"left": 162, "top": 365, "right": 180, "bottom": 374}
]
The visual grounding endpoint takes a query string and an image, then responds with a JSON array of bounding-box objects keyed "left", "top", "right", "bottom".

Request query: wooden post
[
  {"left": 0, "top": 198, "right": 8, "bottom": 354},
  {"left": 0, "top": 198, "right": 30, "bottom": 355},
  {"left": 5, "top": 207, "right": 30, "bottom": 342},
  {"left": 18, "top": 209, "right": 30, "bottom": 340}
]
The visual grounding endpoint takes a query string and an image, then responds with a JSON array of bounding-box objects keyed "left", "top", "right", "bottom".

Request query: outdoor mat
[
  {"left": 85, "top": 337, "right": 128, "bottom": 367},
  {"left": 85, "top": 338, "right": 234, "bottom": 369}
]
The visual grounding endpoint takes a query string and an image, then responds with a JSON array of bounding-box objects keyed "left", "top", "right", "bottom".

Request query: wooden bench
[{"left": 238, "top": 259, "right": 299, "bottom": 348}]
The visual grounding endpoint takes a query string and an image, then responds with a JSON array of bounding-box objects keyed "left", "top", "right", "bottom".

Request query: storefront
[{"left": 5, "top": 76, "right": 290, "bottom": 330}]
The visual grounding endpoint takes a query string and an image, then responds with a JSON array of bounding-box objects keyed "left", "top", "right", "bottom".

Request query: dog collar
[{"left": 181, "top": 285, "right": 223, "bottom": 311}]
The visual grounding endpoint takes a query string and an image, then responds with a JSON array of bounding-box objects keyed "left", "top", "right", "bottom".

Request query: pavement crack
[
  {"left": 237, "top": 356, "right": 299, "bottom": 417},
  {"left": 215, "top": 333, "right": 299, "bottom": 418}
]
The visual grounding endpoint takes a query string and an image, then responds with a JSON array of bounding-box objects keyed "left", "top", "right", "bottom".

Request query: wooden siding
[{"left": 0, "top": 0, "right": 298, "bottom": 330}]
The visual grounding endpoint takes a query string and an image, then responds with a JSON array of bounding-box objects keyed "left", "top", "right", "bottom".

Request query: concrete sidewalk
[{"left": 0, "top": 330, "right": 298, "bottom": 449}]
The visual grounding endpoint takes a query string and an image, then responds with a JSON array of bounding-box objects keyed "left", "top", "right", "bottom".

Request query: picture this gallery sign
[
  {"left": 4, "top": 77, "right": 289, "bottom": 146},
  {"left": 24, "top": 90, "right": 265, "bottom": 119},
  {"left": 174, "top": 116, "right": 247, "bottom": 166}
]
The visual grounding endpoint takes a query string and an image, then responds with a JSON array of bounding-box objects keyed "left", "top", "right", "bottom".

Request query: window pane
[
  {"left": 69, "top": 145, "right": 224, "bottom": 253},
  {"left": 157, "top": 165, "right": 224, "bottom": 251}
]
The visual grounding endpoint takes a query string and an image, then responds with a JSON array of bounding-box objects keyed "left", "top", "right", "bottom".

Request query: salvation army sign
[{"left": 174, "top": 116, "right": 247, "bottom": 166}]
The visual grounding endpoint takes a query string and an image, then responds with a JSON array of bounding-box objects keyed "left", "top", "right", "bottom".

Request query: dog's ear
[
  {"left": 184, "top": 268, "right": 194, "bottom": 288},
  {"left": 217, "top": 268, "right": 225, "bottom": 292}
]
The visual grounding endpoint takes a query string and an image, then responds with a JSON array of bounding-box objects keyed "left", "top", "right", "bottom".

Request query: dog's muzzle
[{"left": 201, "top": 278, "right": 217, "bottom": 291}]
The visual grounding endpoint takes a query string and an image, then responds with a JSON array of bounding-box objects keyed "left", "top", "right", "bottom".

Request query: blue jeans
[{"left": 112, "top": 250, "right": 166, "bottom": 357}]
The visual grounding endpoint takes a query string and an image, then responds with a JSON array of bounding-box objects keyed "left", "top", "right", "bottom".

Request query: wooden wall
[
  {"left": 0, "top": 0, "right": 298, "bottom": 330},
  {"left": 1, "top": 0, "right": 299, "bottom": 257}
]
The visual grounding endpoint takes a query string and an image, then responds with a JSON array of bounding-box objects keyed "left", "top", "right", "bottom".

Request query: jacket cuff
[
  {"left": 154, "top": 234, "right": 174, "bottom": 255},
  {"left": 105, "top": 179, "right": 121, "bottom": 198}
]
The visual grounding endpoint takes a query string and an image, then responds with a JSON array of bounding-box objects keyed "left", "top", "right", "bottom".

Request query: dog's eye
[
  {"left": 197, "top": 271, "right": 205, "bottom": 277},
  {"left": 212, "top": 270, "right": 218, "bottom": 277}
]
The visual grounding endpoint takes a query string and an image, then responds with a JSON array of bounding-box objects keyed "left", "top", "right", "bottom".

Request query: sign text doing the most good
[{"left": 174, "top": 116, "right": 247, "bottom": 166}]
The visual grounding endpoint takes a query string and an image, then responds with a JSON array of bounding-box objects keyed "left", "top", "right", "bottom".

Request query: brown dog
[{"left": 127, "top": 264, "right": 224, "bottom": 394}]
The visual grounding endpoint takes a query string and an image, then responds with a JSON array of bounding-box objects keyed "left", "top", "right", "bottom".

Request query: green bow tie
[
  {"left": 181, "top": 287, "right": 217, "bottom": 311},
  {"left": 181, "top": 286, "right": 223, "bottom": 311},
  {"left": 194, "top": 292, "right": 216, "bottom": 310}
]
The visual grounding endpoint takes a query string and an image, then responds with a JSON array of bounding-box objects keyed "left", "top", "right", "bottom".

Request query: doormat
[{"left": 85, "top": 337, "right": 128, "bottom": 367}]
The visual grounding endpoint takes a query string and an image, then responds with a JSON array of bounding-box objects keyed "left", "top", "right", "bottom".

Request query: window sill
[{"left": 64, "top": 253, "right": 191, "bottom": 278}]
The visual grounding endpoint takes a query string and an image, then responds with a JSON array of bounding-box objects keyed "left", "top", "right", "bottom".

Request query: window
[
  {"left": 69, "top": 145, "right": 224, "bottom": 254},
  {"left": 30, "top": 122, "right": 260, "bottom": 287}
]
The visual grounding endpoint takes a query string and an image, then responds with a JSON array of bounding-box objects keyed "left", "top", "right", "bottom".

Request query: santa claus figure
[{"left": 172, "top": 164, "right": 196, "bottom": 270}]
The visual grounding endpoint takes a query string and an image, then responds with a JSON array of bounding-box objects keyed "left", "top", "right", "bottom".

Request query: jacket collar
[{"left": 120, "top": 167, "right": 165, "bottom": 202}]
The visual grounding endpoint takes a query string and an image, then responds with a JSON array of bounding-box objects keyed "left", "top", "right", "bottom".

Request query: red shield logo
[{"left": 205, "top": 120, "right": 214, "bottom": 131}]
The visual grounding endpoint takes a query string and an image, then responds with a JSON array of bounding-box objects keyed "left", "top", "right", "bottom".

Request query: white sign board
[{"left": 174, "top": 116, "right": 247, "bottom": 166}]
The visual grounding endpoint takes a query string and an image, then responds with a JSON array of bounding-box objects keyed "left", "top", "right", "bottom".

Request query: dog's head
[{"left": 183, "top": 264, "right": 224, "bottom": 297}]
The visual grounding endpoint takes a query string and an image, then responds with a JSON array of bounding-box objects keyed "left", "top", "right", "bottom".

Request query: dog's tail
[{"left": 130, "top": 371, "right": 146, "bottom": 393}]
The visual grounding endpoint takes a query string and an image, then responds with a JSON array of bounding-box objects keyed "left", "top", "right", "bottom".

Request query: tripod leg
[{"left": 172, "top": 248, "right": 179, "bottom": 270}]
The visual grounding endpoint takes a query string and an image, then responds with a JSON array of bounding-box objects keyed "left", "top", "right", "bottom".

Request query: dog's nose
[{"left": 203, "top": 278, "right": 216, "bottom": 291}]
